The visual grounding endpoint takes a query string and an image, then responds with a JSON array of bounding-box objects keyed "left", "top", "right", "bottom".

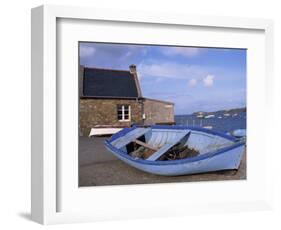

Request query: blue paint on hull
[{"left": 105, "top": 125, "right": 245, "bottom": 176}]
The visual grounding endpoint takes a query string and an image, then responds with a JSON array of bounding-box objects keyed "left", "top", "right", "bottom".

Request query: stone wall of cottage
[
  {"left": 79, "top": 98, "right": 143, "bottom": 136},
  {"left": 79, "top": 98, "right": 175, "bottom": 136},
  {"left": 143, "top": 99, "right": 175, "bottom": 125}
]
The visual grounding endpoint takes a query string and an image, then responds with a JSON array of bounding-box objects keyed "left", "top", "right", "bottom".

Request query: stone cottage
[{"left": 79, "top": 64, "right": 175, "bottom": 136}]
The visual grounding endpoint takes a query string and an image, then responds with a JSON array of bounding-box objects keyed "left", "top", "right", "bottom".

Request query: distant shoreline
[{"left": 175, "top": 107, "right": 246, "bottom": 117}]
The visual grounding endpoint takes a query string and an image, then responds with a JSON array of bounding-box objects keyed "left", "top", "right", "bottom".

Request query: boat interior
[{"left": 110, "top": 127, "right": 234, "bottom": 161}]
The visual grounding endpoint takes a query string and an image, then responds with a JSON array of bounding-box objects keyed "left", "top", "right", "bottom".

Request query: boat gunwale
[
  {"left": 105, "top": 125, "right": 245, "bottom": 166},
  {"left": 109, "top": 125, "right": 237, "bottom": 142}
]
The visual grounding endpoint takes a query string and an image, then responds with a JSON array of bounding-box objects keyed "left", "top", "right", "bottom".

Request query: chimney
[
  {"left": 129, "top": 64, "right": 137, "bottom": 74},
  {"left": 129, "top": 64, "right": 142, "bottom": 98}
]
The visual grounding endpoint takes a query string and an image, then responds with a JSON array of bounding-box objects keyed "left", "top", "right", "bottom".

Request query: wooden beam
[
  {"left": 146, "top": 131, "right": 191, "bottom": 161},
  {"left": 134, "top": 139, "right": 158, "bottom": 151}
]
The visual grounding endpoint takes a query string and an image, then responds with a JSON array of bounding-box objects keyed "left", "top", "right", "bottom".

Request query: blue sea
[{"left": 175, "top": 110, "right": 246, "bottom": 134}]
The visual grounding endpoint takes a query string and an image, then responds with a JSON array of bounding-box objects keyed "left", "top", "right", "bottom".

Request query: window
[{"left": 117, "top": 105, "right": 131, "bottom": 121}]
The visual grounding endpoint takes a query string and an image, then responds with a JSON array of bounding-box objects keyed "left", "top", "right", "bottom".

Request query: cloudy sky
[{"left": 79, "top": 42, "right": 246, "bottom": 115}]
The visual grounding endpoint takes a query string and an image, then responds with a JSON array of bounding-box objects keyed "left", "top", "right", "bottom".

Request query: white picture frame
[{"left": 31, "top": 5, "right": 274, "bottom": 225}]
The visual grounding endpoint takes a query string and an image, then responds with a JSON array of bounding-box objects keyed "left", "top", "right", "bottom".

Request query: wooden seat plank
[
  {"left": 134, "top": 139, "right": 159, "bottom": 151},
  {"left": 146, "top": 131, "right": 190, "bottom": 161},
  {"left": 112, "top": 128, "right": 151, "bottom": 149}
]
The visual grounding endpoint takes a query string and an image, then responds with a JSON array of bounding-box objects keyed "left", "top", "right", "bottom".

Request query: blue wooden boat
[{"left": 104, "top": 125, "right": 245, "bottom": 176}]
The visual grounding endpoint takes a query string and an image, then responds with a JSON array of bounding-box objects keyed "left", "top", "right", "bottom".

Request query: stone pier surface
[{"left": 79, "top": 136, "right": 246, "bottom": 187}]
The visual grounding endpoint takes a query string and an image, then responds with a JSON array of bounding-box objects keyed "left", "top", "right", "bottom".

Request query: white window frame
[{"left": 117, "top": 105, "right": 131, "bottom": 122}]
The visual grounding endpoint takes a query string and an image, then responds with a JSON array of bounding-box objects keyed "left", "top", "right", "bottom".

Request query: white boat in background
[
  {"left": 224, "top": 113, "right": 230, "bottom": 117},
  {"left": 89, "top": 127, "right": 122, "bottom": 137},
  {"left": 195, "top": 112, "right": 205, "bottom": 118},
  {"left": 204, "top": 114, "right": 215, "bottom": 119},
  {"left": 232, "top": 129, "right": 246, "bottom": 138},
  {"left": 203, "top": 125, "right": 213, "bottom": 129},
  {"left": 218, "top": 116, "right": 222, "bottom": 119}
]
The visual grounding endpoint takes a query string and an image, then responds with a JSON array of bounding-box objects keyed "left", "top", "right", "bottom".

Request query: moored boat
[
  {"left": 202, "top": 125, "right": 213, "bottom": 129},
  {"left": 104, "top": 125, "right": 245, "bottom": 176},
  {"left": 232, "top": 129, "right": 246, "bottom": 138},
  {"left": 89, "top": 127, "right": 122, "bottom": 137},
  {"left": 204, "top": 114, "right": 215, "bottom": 119}
]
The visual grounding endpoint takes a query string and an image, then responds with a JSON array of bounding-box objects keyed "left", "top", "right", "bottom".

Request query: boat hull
[{"left": 105, "top": 126, "right": 245, "bottom": 176}]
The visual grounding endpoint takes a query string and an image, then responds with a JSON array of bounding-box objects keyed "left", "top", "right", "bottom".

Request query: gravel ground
[{"left": 79, "top": 136, "right": 246, "bottom": 187}]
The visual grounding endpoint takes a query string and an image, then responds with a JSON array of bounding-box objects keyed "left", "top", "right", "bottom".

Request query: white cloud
[
  {"left": 161, "top": 47, "right": 202, "bottom": 57},
  {"left": 138, "top": 62, "right": 207, "bottom": 80},
  {"left": 80, "top": 46, "right": 96, "bottom": 57},
  {"left": 203, "top": 75, "right": 215, "bottom": 87},
  {"left": 139, "top": 61, "right": 217, "bottom": 88},
  {"left": 188, "top": 78, "right": 197, "bottom": 86},
  {"left": 124, "top": 51, "right": 132, "bottom": 58},
  {"left": 155, "top": 78, "right": 163, "bottom": 83}
]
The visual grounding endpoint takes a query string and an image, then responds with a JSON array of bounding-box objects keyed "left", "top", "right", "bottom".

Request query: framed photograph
[{"left": 31, "top": 5, "right": 274, "bottom": 224}]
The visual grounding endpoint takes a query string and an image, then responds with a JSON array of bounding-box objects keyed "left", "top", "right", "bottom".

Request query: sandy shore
[{"left": 79, "top": 136, "right": 246, "bottom": 186}]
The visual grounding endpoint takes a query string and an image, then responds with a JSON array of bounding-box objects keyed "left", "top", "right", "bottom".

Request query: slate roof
[{"left": 82, "top": 67, "right": 140, "bottom": 98}]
